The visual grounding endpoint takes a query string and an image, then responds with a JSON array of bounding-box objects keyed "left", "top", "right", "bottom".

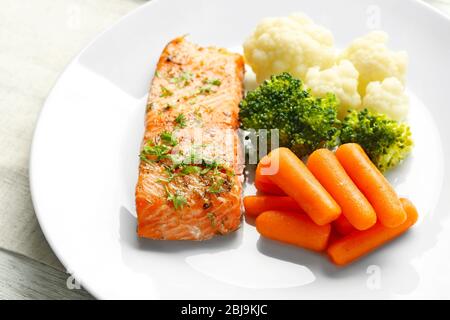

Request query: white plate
[{"left": 30, "top": 0, "right": 450, "bottom": 299}]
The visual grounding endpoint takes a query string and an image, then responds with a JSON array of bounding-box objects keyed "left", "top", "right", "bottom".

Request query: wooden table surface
[{"left": 0, "top": 0, "right": 448, "bottom": 300}]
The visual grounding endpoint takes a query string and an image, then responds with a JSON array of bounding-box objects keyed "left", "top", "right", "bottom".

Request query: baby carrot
[
  {"left": 307, "top": 149, "right": 377, "bottom": 230},
  {"left": 244, "top": 195, "right": 303, "bottom": 217},
  {"left": 327, "top": 198, "right": 418, "bottom": 266},
  {"left": 256, "top": 210, "right": 331, "bottom": 251},
  {"left": 335, "top": 143, "right": 406, "bottom": 228},
  {"left": 333, "top": 214, "right": 356, "bottom": 236},
  {"left": 255, "top": 156, "right": 285, "bottom": 195},
  {"left": 261, "top": 147, "right": 341, "bottom": 225}
]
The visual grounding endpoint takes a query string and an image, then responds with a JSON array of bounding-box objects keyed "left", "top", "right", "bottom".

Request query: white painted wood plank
[
  {"left": 0, "top": 0, "right": 146, "bottom": 270},
  {"left": 0, "top": 249, "right": 93, "bottom": 300}
]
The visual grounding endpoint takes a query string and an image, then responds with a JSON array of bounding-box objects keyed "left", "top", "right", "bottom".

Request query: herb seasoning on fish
[{"left": 135, "top": 37, "right": 244, "bottom": 240}]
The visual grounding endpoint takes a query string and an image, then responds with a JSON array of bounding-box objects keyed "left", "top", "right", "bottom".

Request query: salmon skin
[{"left": 136, "top": 37, "right": 245, "bottom": 240}]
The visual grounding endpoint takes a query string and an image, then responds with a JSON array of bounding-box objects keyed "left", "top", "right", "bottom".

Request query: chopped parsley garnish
[
  {"left": 155, "top": 177, "right": 171, "bottom": 184},
  {"left": 186, "top": 150, "right": 203, "bottom": 165},
  {"left": 203, "top": 78, "right": 221, "bottom": 86},
  {"left": 160, "top": 131, "right": 178, "bottom": 146},
  {"left": 139, "top": 153, "right": 152, "bottom": 164},
  {"left": 171, "top": 71, "right": 194, "bottom": 87},
  {"left": 164, "top": 165, "right": 175, "bottom": 176},
  {"left": 168, "top": 193, "right": 187, "bottom": 210},
  {"left": 197, "top": 159, "right": 220, "bottom": 175},
  {"left": 160, "top": 86, "right": 173, "bottom": 97},
  {"left": 200, "top": 167, "right": 212, "bottom": 175},
  {"left": 181, "top": 165, "right": 201, "bottom": 175},
  {"left": 198, "top": 86, "right": 213, "bottom": 95},
  {"left": 208, "top": 178, "right": 225, "bottom": 194},
  {"left": 140, "top": 143, "right": 171, "bottom": 162},
  {"left": 165, "top": 186, "right": 187, "bottom": 210},
  {"left": 205, "top": 159, "right": 220, "bottom": 169},
  {"left": 157, "top": 166, "right": 178, "bottom": 183},
  {"left": 174, "top": 113, "right": 187, "bottom": 128}
]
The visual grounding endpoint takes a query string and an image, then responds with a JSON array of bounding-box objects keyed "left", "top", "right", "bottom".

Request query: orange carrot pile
[
  {"left": 245, "top": 144, "right": 419, "bottom": 266},
  {"left": 244, "top": 195, "right": 303, "bottom": 217},
  {"left": 333, "top": 214, "right": 356, "bottom": 236},
  {"left": 336, "top": 143, "right": 407, "bottom": 228},
  {"left": 256, "top": 210, "right": 331, "bottom": 251},
  {"left": 260, "top": 147, "right": 341, "bottom": 226},
  {"left": 254, "top": 156, "right": 285, "bottom": 195},
  {"left": 307, "top": 149, "right": 376, "bottom": 230},
  {"left": 327, "top": 198, "right": 418, "bottom": 266}
]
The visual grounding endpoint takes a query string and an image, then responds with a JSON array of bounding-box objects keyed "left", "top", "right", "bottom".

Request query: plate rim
[
  {"left": 28, "top": 0, "right": 450, "bottom": 299},
  {"left": 28, "top": 0, "right": 162, "bottom": 299}
]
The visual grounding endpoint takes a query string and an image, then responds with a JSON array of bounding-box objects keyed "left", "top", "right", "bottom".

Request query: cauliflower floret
[
  {"left": 305, "top": 60, "right": 361, "bottom": 118},
  {"left": 361, "top": 77, "right": 409, "bottom": 121},
  {"left": 340, "top": 31, "right": 408, "bottom": 95},
  {"left": 243, "top": 13, "right": 336, "bottom": 83}
]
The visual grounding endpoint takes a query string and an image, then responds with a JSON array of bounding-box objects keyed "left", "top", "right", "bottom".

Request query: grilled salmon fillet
[{"left": 135, "top": 37, "right": 245, "bottom": 240}]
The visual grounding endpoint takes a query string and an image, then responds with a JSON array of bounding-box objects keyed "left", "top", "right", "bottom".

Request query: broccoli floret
[
  {"left": 239, "top": 73, "right": 340, "bottom": 157},
  {"left": 341, "top": 109, "right": 413, "bottom": 172}
]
